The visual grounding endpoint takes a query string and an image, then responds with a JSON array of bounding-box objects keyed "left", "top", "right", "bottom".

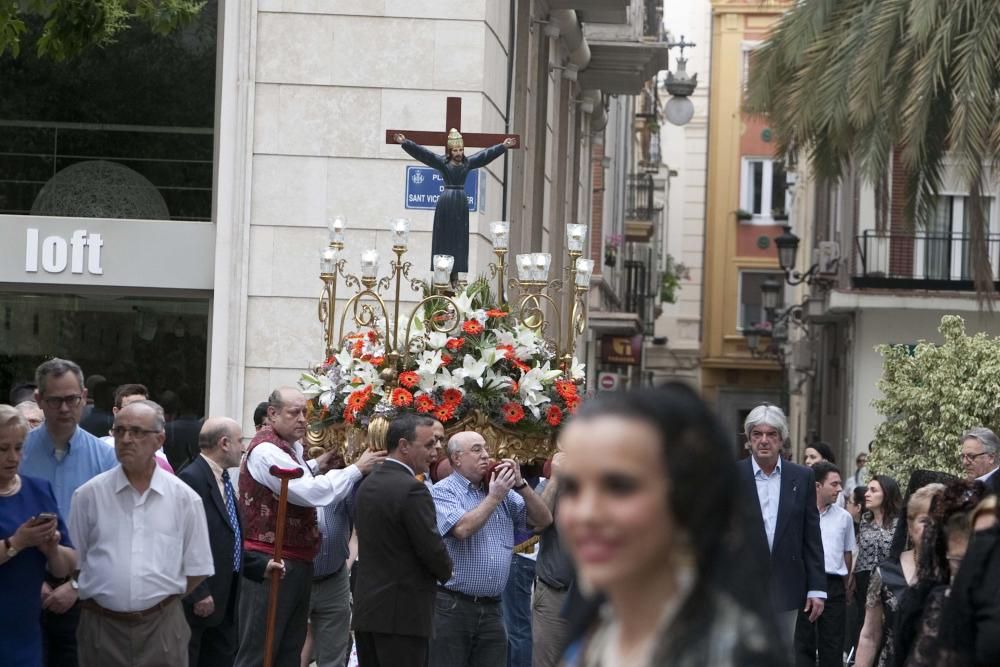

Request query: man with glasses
[
  {"left": 429, "top": 431, "right": 552, "bottom": 667},
  {"left": 740, "top": 404, "right": 826, "bottom": 656},
  {"left": 69, "top": 399, "right": 213, "bottom": 666},
  {"left": 21, "top": 358, "right": 118, "bottom": 666},
  {"left": 960, "top": 427, "right": 1000, "bottom": 490}
]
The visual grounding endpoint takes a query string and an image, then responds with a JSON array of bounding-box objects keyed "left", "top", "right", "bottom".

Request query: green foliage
[
  {"left": 870, "top": 315, "right": 1000, "bottom": 482},
  {"left": 745, "top": 0, "right": 1000, "bottom": 299},
  {"left": 0, "top": 0, "right": 204, "bottom": 60},
  {"left": 658, "top": 254, "right": 690, "bottom": 304}
]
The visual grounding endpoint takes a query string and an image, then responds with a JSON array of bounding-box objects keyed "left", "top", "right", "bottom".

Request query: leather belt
[
  {"left": 80, "top": 595, "right": 179, "bottom": 622},
  {"left": 437, "top": 586, "right": 500, "bottom": 605},
  {"left": 313, "top": 563, "right": 345, "bottom": 584}
]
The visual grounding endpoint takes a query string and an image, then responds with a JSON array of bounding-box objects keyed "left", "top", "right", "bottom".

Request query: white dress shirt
[
  {"left": 245, "top": 440, "right": 361, "bottom": 510},
  {"left": 819, "top": 503, "right": 856, "bottom": 576},
  {"left": 69, "top": 465, "right": 214, "bottom": 612},
  {"left": 751, "top": 457, "right": 826, "bottom": 600},
  {"left": 976, "top": 466, "right": 999, "bottom": 484}
]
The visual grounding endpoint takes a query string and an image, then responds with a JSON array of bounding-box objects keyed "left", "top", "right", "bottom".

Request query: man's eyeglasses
[
  {"left": 111, "top": 426, "right": 162, "bottom": 439},
  {"left": 41, "top": 395, "right": 83, "bottom": 409},
  {"left": 750, "top": 431, "right": 781, "bottom": 442},
  {"left": 959, "top": 451, "right": 992, "bottom": 463}
]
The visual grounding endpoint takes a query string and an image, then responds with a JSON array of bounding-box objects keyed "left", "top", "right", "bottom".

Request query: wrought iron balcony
[
  {"left": 853, "top": 230, "right": 1000, "bottom": 290},
  {"left": 626, "top": 172, "right": 657, "bottom": 221}
]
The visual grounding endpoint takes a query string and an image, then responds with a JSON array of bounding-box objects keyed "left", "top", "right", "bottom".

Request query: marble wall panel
[
  {"left": 251, "top": 155, "right": 328, "bottom": 227},
  {"left": 257, "top": 12, "right": 338, "bottom": 85},
  {"left": 432, "top": 22, "right": 485, "bottom": 91},
  {"left": 245, "top": 296, "right": 324, "bottom": 368},
  {"left": 383, "top": 0, "right": 486, "bottom": 21}
]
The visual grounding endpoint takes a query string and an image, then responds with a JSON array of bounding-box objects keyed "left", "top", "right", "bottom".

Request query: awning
[
  {"left": 579, "top": 40, "right": 671, "bottom": 95},
  {"left": 546, "top": 0, "right": 629, "bottom": 25}
]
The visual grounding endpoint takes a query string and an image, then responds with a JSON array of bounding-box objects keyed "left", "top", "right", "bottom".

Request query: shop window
[
  {"left": 0, "top": 2, "right": 218, "bottom": 222},
  {"left": 0, "top": 292, "right": 209, "bottom": 420}
]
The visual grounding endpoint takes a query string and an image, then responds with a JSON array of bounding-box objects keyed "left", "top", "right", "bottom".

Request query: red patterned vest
[{"left": 239, "top": 426, "right": 320, "bottom": 562}]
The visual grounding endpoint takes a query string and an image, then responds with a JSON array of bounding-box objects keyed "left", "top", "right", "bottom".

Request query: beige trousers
[{"left": 77, "top": 598, "right": 190, "bottom": 667}]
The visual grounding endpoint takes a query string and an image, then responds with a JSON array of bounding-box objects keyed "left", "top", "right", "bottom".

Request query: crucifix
[{"left": 386, "top": 97, "right": 521, "bottom": 281}]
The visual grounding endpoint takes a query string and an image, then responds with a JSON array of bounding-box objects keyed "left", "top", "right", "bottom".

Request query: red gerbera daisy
[
  {"left": 441, "top": 388, "right": 463, "bottom": 406},
  {"left": 564, "top": 394, "right": 581, "bottom": 413},
  {"left": 546, "top": 405, "right": 563, "bottom": 427},
  {"left": 555, "top": 379, "right": 578, "bottom": 400},
  {"left": 502, "top": 402, "right": 525, "bottom": 424},
  {"left": 509, "top": 380, "right": 519, "bottom": 394},
  {"left": 434, "top": 403, "right": 457, "bottom": 423},
  {"left": 390, "top": 387, "right": 413, "bottom": 408},
  {"left": 445, "top": 337, "right": 465, "bottom": 352},
  {"left": 399, "top": 371, "right": 420, "bottom": 388},
  {"left": 486, "top": 308, "right": 507, "bottom": 318},
  {"left": 441, "top": 354, "right": 454, "bottom": 365},
  {"left": 347, "top": 388, "right": 369, "bottom": 408},
  {"left": 462, "top": 320, "right": 484, "bottom": 335},
  {"left": 414, "top": 394, "right": 436, "bottom": 414}
]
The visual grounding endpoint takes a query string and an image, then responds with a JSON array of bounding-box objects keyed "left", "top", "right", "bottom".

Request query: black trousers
[
  {"left": 42, "top": 600, "right": 80, "bottom": 667},
  {"left": 354, "top": 631, "right": 428, "bottom": 667},
  {"left": 187, "top": 573, "right": 240, "bottom": 667},
  {"left": 794, "top": 575, "right": 847, "bottom": 667}
]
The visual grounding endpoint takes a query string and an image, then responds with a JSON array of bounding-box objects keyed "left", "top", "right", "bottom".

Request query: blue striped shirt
[
  {"left": 20, "top": 426, "right": 118, "bottom": 518},
  {"left": 432, "top": 471, "right": 527, "bottom": 597}
]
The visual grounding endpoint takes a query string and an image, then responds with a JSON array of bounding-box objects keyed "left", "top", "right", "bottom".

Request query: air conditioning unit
[{"left": 816, "top": 241, "right": 841, "bottom": 275}]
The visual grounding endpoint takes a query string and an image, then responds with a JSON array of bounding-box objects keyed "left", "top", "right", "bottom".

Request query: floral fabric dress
[{"left": 865, "top": 558, "right": 909, "bottom": 667}]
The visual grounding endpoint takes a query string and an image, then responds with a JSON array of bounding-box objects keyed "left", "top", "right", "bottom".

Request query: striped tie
[{"left": 222, "top": 470, "right": 243, "bottom": 571}]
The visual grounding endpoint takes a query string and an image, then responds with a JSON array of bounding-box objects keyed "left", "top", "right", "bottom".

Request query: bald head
[
  {"left": 448, "top": 430, "right": 489, "bottom": 483},
  {"left": 268, "top": 386, "right": 308, "bottom": 443},
  {"left": 199, "top": 416, "right": 244, "bottom": 468}
]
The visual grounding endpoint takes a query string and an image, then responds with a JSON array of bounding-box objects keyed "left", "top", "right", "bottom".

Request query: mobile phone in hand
[{"left": 34, "top": 512, "right": 58, "bottom": 523}]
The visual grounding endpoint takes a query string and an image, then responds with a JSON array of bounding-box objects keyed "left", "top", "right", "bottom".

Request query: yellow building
[{"left": 702, "top": 0, "right": 795, "bottom": 444}]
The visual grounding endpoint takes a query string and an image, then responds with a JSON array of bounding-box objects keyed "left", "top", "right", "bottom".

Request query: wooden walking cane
[{"left": 264, "top": 465, "right": 304, "bottom": 667}]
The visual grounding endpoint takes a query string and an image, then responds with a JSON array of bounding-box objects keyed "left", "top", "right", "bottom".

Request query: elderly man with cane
[{"left": 233, "top": 387, "right": 385, "bottom": 667}]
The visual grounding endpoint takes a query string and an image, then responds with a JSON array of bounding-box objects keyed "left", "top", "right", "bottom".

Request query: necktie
[{"left": 222, "top": 470, "right": 243, "bottom": 571}]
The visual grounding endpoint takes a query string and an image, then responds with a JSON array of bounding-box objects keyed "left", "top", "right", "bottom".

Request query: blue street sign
[{"left": 405, "top": 166, "right": 479, "bottom": 212}]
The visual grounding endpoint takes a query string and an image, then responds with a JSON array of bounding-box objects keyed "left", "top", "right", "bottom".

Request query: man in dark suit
[
  {"left": 741, "top": 404, "right": 826, "bottom": 651},
  {"left": 353, "top": 413, "right": 453, "bottom": 667},
  {"left": 179, "top": 417, "right": 266, "bottom": 667}
]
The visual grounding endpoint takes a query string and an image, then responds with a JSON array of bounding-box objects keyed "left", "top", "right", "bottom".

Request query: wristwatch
[
  {"left": 513, "top": 480, "right": 528, "bottom": 491},
  {"left": 4, "top": 537, "right": 17, "bottom": 558},
  {"left": 69, "top": 577, "right": 79, "bottom": 591}
]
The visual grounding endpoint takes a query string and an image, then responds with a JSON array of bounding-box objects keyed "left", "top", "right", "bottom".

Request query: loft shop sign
[{"left": 24, "top": 228, "right": 104, "bottom": 275}]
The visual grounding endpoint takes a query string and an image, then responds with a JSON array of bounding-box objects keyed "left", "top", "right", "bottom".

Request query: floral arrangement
[{"left": 300, "top": 287, "right": 586, "bottom": 438}]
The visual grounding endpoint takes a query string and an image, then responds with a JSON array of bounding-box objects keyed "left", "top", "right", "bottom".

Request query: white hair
[
  {"left": 744, "top": 404, "right": 789, "bottom": 442},
  {"left": 962, "top": 427, "right": 1000, "bottom": 456}
]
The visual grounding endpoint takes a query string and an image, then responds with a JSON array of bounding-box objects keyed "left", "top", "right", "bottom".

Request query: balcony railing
[
  {"left": 626, "top": 172, "right": 656, "bottom": 220},
  {"left": 853, "top": 230, "right": 1000, "bottom": 290},
  {"left": 624, "top": 245, "right": 656, "bottom": 335}
]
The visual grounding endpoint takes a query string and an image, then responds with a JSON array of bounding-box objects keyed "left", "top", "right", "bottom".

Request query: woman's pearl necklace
[{"left": 0, "top": 474, "right": 21, "bottom": 497}]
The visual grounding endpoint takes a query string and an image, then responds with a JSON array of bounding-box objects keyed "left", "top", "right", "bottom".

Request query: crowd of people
[{"left": 1, "top": 356, "right": 999, "bottom": 667}]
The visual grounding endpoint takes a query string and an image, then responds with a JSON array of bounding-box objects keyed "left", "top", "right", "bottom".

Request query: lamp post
[
  {"left": 488, "top": 221, "right": 510, "bottom": 303},
  {"left": 774, "top": 224, "right": 837, "bottom": 289}
]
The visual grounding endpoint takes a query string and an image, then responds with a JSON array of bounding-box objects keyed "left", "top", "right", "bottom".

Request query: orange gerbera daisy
[
  {"left": 441, "top": 388, "right": 463, "bottom": 406},
  {"left": 343, "top": 404, "right": 359, "bottom": 424},
  {"left": 486, "top": 308, "right": 507, "bottom": 318},
  {"left": 555, "top": 379, "right": 578, "bottom": 399},
  {"left": 462, "top": 320, "right": 484, "bottom": 335},
  {"left": 434, "top": 403, "right": 457, "bottom": 423},
  {"left": 391, "top": 387, "right": 413, "bottom": 407},
  {"left": 564, "top": 394, "right": 581, "bottom": 413},
  {"left": 445, "top": 337, "right": 465, "bottom": 352},
  {"left": 441, "top": 354, "right": 454, "bottom": 365},
  {"left": 399, "top": 371, "right": 420, "bottom": 388},
  {"left": 502, "top": 402, "right": 525, "bottom": 424},
  {"left": 347, "top": 388, "right": 369, "bottom": 408},
  {"left": 414, "top": 394, "right": 436, "bottom": 413},
  {"left": 509, "top": 380, "right": 519, "bottom": 394},
  {"left": 546, "top": 405, "right": 563, "bottom": 427}
]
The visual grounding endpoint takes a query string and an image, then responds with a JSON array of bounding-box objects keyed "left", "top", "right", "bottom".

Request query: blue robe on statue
[{"left": 401, "top": 139, "right": 507, "bottom": 275}]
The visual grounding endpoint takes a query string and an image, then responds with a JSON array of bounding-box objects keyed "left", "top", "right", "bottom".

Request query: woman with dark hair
[
  {"left": 896, "top": 480, "right": 983, "bottom": 666},
  {"left": 803, "top": 441, "right": 836, "bottom": 467},
  {"left": 851, "top": 475, "right": 903, "bottom": 654},
  {"left": 555, "top": 384, "right": 786, "bottom": 667},
  {"left": 847, "top": 486, "right": 867, "bottom": 532},
  {"left": 855, "top": 476, "right": 946, "bottom": 667}
]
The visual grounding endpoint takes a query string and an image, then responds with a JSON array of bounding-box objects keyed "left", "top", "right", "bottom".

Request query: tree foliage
[
  {"left": 745, "top": 0, "right": 1000, "bottom": 298},
  {"left": 0, "top": 0, "right": 204, "bottom": 60},
  {"left": 870, "top": 315, "right": 1000, "bottom": 483}
]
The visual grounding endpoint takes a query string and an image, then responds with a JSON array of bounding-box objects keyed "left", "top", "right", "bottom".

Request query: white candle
[
  {"left": 532, "top": 253, "right": 552, "bottom": 282},
  {"left": 433, "top": 254, "right": 454, "bottom": 284},
  {"left": 516, "top": 254, "right": 533, "bottom": 281},
  {"left": 320, "top": 247, "right": 338, "bottom": 274},
  {"left": 565, "top": 224, "right": 587, "bottom": 252},
  {"left": 490, "top": 221, "right": 510, "bottom": 250},
  {"left": 328, "top": 216, "right": 346, "bottom": 244},
  {"left": 361, "top": 249, "right": 379, "bottom": 279},
  {"left": 575, "top": 258, "right": 594, "bottom": 287},
  {"left": 390, "top": 218, "right": 410, "bottom": 248}
]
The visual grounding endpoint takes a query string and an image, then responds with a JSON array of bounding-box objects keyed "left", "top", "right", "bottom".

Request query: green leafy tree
[
  {"left": 0, "top": 0, "right": 204, "bottom": 60},
  {"left": 870, "top": 315, "right": 1000, "bottom": 482},
  {"left": 746, "top": 0, "right": 1000, "bottom": 297}
]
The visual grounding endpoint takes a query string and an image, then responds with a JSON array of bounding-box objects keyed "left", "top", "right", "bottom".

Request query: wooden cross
[{"left": 384, "top": 96, "right": 521, "bottom": 149}]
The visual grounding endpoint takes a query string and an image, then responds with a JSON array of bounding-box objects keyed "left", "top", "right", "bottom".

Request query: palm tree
[{"left": 745, "top": 0, "right": 1000, "bottom": 297}]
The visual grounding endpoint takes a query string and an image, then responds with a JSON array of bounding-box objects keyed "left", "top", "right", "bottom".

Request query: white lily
[
  {"left": 298, "top": 372, "right": 329, "bottom": 399},
  {"left": 518, "top": 362, "right": 563, "bottom": 417},
  {"left": 434, "top": 366, "right": 464, "bottom": 392},
  {"left": 569, "top": 356, "right": 586, "bottom": 381},
  {"left": 425, "top": 331, "right": 449, "bottom": 350},
  {"left": 334, "top": 348, "right": 354, "bottom": 373},
  {"left": 416, "top": 350, "right": 443, "bottom": 393},
  {"left": 453, "top": 353, "right": 488, "bottom": 387},
  {"left": 452, "top": 290, "right": 475, "bottom": 318},
  {"left": 471, "top": 308, "right": 488, "bottom": 325},
  {"left": 483, "top": 367, "right": 513, "bottom": 391}
]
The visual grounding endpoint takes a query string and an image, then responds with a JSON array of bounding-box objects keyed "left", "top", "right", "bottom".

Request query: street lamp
[
  {"left": 773, "top": 224, "right": 837, "bottom": 290},
  {"left": 760, "top": 277, "right": 782, "bottom": 312}
]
